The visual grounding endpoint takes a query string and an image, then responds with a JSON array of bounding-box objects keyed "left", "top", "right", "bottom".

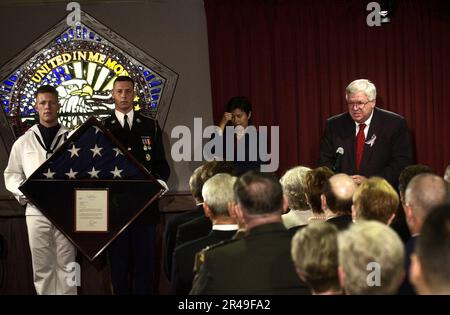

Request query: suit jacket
[
  {"left": 176, "top": 215, "right": 212, "bottom": 247},
  {"left": 319, "top": 107, "right": 412, "bottom": 187},
  {"left": 103, "top": 111, "right": 170, "bottom": 225},
  {"left": 163, "top": 205, "right": 204, "bottom": 280},
  {"left": 170, "top": 229, "right": 237, "bottom": 295},
  {"left": 398, "top": 235, "right": 418, "bottom": 295},
  {"left": 190, "top": 222, "right": 310, "bottom": 295}
]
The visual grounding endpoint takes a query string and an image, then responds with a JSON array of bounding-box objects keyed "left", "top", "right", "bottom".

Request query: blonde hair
[
  {"left": 280, "top": 166, "right": 311, "bottom": 210},
  {"left": 353, "top": 177, "right": 399, "bottom": 223}
]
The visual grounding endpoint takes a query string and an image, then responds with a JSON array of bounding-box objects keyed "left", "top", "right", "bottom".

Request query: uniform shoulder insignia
[
  {"left": 193, "top": 251, "right": 205, "bottom": 274},
  {"left": 192, "top": 239, "right": 233, "bottom": 273},
  {"left": 193, "top": 239, "right": 237, "bottom": 273},
  {"left": 203, "top": 238, "right": 236, "bottom": 252}
]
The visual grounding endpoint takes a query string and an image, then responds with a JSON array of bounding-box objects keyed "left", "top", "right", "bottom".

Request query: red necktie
[{"left": 356, "top": 123, "right": 366, "bottom": 172}]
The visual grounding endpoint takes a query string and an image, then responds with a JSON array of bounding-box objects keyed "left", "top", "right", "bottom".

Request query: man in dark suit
[
  {"left": 410, "top": 204, "right": 450, "bottom": 295},
  {"left": 319, "top": 79, "right": 412, "bottom": 188},
  {"left": 400, "top": 173, "right": 449, "bottom": 294},
  {"left": 392, "top": 164, "right": 432, "bottom": 244},
  {"left": 175, "top": 212, "right": 212, "bottom": 247},
  {"left": 103, "top": 76, "right": 170, "bottom": 294},
  {"left": 174, "top": 161, "right": 235, "bottom": 248},
  {"left": 170, "top": 173, "right": 238, "bottom": 295},
  {"left": 163, "top": 165, "right": 205, "bottom": 280},
  {"left": 190, "top": 171, "right": 310, "bottom": 295},
  {"left": 321, "top": 174, "right": 355, "bottom": 231}
]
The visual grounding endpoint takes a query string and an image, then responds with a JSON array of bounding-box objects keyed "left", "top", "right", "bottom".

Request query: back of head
[
  {"left": 405, "top": 173, "right": 450, "bottom": 222},
  {"left": 190, "top": 161, "right": 235, "bottom": 203},
  {"left": 338, "top": 220, "right": 404, "bottom": 294},
  {"left": 235, "top": 171, "right": 283, "bottom": 215},
  {"left": 415, "top": 203, "right": 450, "bottom": 294},
  {"left": 226, "top": 96, "right": 252, "bottom": 115},
  {"left": 323, "top": 174, "right": 356, "bottom": 215},
  {"left": 189, "top": 165, "right": 205, "bottom": 202},
  {"left": 201, "top": 161, "right": 235, "bottom": 183},
  {"left": 345, "top": 79, "right": 376, "bottom": 101},
  {"left": 398, "top": 164, "right": 433, "bottom": 195},
  {"left": 352, "top": 177, "right": 399, "bottom": 223},
  {"left": 280, "top": 166, "right": 311, "bottom": 211},
  {"left": 291, "top": 222, "right": 340, "bottom": 293},
  {"left": 202, "top": 173, "right": 237, "bottom": 217},
  {"left": 304, "top": 167, "right": 334, "bottom": 213}
]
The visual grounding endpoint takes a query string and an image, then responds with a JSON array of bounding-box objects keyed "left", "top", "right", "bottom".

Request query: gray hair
[
  {"left": 202, "top": 173, "right": 237, "bottom": 217},
  {"left": 345, "top": 79, "right": 377, "bottom": 101},
  {"left": 405, "top": 173, "right": 450, "bottom": 221},
  {"left": 338, "top": 220, "right": 404, "bottom": 294},
  {"left": 280, "top": 166, "right": 311, "bottom": 211},
  {"left": 292, "top": 222, "right": 340, "bottom": 293}
]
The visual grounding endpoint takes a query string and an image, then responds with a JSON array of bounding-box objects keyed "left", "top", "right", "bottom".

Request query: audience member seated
[
  {"left": 321, "top": 174, "right": 355, "bottom": 230},
  {"left": 163, "top": 164, "right": 205, "bottom": 280},
  {"left": 392, "top": 164, "right": 432, "bottom": 244},
  {"left": 304, "top": 167, "right": 334, "bottom": 223},
  {"left": 175, "top": 161, "right": 235, "bottom": 247},
  {"left": 190, "top": 171, "right": 309, "bottom": 295},
  {"left": 280, "top": 166, "right": 312, "bottom": 230},
  {"left": 170, "top": 174, "right": 238, "bottom": 295},
  {"left": 410, "top": 203, "right": 450, "bottom": 295},
  {"left": 399, "top": 173, "right": 450, "bottom": 294},
  {"left": 338, "top": 220, "right": 404, "bottom": 294},
  {"left": 351, "top": 177, "right": 399, "bottom": 224},
  {"left": 291, "top": 222, "right": 342, "bottom": 295}
]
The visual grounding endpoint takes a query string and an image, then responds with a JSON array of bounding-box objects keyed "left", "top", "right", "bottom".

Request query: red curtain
[{"left": 204, "top": 0, "right": 450, "bottom": 176}]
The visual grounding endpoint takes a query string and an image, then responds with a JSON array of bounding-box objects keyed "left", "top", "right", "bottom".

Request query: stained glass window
[{"left": 0, "top": 12, "right": 177, "bottom": 137}]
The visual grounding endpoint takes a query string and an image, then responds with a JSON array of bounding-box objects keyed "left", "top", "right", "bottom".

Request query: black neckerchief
[{"left": 35, "top": 124, "right": 64, "bottom": 157}]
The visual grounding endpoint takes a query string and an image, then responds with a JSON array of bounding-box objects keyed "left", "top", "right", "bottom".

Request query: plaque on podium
[{"left": 20, "top": 117, "right": 164, "bottom": 261}]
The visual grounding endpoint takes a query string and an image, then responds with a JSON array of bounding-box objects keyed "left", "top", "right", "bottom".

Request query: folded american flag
[
  {"left": 21, "top": 116, "right": 162, "bottom": 261},
  {"left": 34, "top": 119, "right": 147, "bottom": 181}
]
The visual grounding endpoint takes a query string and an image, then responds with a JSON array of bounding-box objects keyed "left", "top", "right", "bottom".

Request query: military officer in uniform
[
  {"left": 190, "top": 171, "right": 309, "bottom": 295},
  {"left": 103, "top": 76, "right": 170, "bottom": 294}
]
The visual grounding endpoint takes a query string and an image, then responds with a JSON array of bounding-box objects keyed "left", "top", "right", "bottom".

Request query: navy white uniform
[{"left": 4, "top": 124, "right": 77, "bottom": 295}]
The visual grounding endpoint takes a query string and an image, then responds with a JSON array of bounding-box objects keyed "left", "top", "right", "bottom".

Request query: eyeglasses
[{"left": 347, "top": 100, "right": 371, "bottom": 109}]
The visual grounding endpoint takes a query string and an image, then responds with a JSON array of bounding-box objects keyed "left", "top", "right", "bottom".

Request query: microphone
[{"left": 332, "top": 147, "right": 344, "bottom": 172}]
